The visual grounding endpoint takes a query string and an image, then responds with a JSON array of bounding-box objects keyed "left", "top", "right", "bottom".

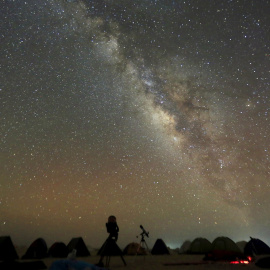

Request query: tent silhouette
[
  {"left": 48, "top": 242, "right": 69, "bottom": 258},
  {"left": 211, "top": 236, "right": 241, "bottom": 253},
  {"left": 204, "top": 236, "right": 244, "bottom": 261},
  {"left": 123, "top": 242, "right": 147, "bottom": 255},
  {"left": 22, "top": 238, "right": 48, "bottom": 259},
  {"left": 67, "top": 237, "right": 90, "bottom": 257},
  {"left": 244, "top": 237, "right": 270, "bottom": 256},
  {"left": 151, "top": 239, "right": 170, "bottom": 255},
  {"left": 179, "top": 240, "right": 191, "bottom": 254},
  {"left": 236, "top": 241, "right": 247, "bottom": 253},
  {"left": 0, "top": 236, "right": 19, "bottom": 261},
  {"left": 188, "top": 237, "right": 211, "bottom": 254}
]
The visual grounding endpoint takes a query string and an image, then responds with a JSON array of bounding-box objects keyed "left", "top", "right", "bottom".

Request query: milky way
[{"left": 1, "top": 0, "right": 270, "bottom": 249}]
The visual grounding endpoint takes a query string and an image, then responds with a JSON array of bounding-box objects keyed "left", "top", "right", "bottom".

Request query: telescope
[
  {"left": 140, "top": 225, "right": 149, "bottom": 238},
  {"left": 136, "top": 225, "right": 150, "bottom": 255}
]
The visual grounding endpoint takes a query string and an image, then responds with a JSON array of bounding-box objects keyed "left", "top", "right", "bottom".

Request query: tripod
[
  {"left": 137, "top": 232, "right": 150, "bottom": 255},
  {"left": 98, "top": 236, "right": 127, "bottom": 267}
]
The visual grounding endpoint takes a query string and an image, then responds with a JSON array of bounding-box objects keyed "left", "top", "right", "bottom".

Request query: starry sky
[{"left": 1, "top": 0, "right": 270, "bottom": 249}]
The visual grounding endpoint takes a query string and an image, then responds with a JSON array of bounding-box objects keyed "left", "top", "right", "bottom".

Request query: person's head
[{"left": 108, "top": 215, "right": 117, "bottom": 223}]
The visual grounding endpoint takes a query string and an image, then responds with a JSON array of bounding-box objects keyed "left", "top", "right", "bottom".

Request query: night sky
[{"left": 1, "top": 0, "right": 270, "bottom": 249}]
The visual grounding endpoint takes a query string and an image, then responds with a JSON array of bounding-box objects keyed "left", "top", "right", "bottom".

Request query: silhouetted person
[{"left": 106, "top": 215, "right": 119, "bottom": 242}]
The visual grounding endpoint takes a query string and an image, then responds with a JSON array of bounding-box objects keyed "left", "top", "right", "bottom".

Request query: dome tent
[
  {"left": 211, "top": 236, "right": 241, "bottom": 253},
  {"left": 188, "top": 237, "right": 211, "bottom": 254},
  {"left": 123, "top": 242, "right": 147, "bottom": 255},
  {"left": 236, "top": 241, "right": 247, "bottom": 253},
  {"left": 204, "top": 236, "right": 244, "bottom": 261},
  {"left": 48, "top": 242, "right": 69, "bottom": 258},
  {"left": 22, "top": 238, "right": 48, "bottom": 259},
  {"left": 179, "top": 240, "right": 191, "bottom": 254}
]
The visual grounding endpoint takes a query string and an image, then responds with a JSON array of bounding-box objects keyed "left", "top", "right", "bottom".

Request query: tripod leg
[
  {"left": 120, "top": 254, "right": 127, "bottom": 266},
  {"left": 105, "top": 256, "right": 110, "bottom": 267},
  {"left": 97, "top": 238, "right": 109, "bottom": 266},
  {"left": 97, "top": 255, "right": 104, "bottom": 267},
  {"left": 144, "top": 241, "right": 150, "bottom": 254}
]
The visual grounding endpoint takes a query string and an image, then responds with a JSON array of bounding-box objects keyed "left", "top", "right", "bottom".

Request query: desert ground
[{"left": 13, "top": 247, "right": 268, "bottom": 270}]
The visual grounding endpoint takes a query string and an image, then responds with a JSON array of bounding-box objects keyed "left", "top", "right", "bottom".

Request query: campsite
[{"left": 1, "top": 235, "right": 270, "bottom": 269}]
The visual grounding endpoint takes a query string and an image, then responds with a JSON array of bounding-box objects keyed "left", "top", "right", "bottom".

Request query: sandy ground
[
  {"left": 13, "top": 247, "right": 266, "bottom": 270},
  {"left": 45, "top": 254, "right": 260, "bottom": 270}
]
